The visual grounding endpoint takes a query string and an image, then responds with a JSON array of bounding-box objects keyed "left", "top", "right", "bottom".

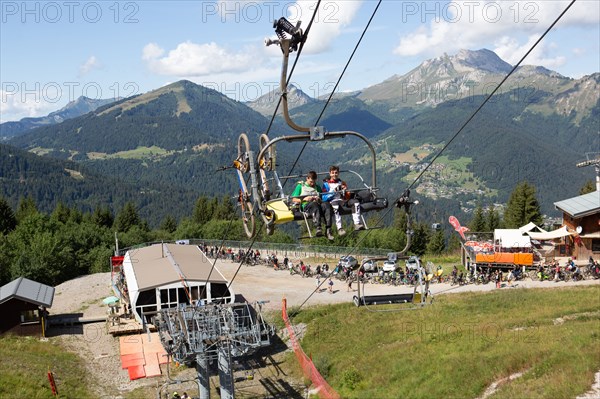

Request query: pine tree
[
  {"left": 427, "top": 229, "right": 446, "bottom": 255},
  {"left": 192, "top": 196, "right": 213, "bottom": 225},
  {"left": 447, "top": 234, "right": 462, "bottom": 253},
  {"left": 92, "top": 206, "right": 114, "bottom": 228},
  {"left": 15, "top": 197, "right": 38, "bottom": 222},
  {"left": 51, "top": 202, "right": 71, "bottom": 224},
  {"left": 160, "top": 215, "right": 177, "bottom": 233},
  {"left": 485, "top": 205, "right": 501, "bottom": 231},
  {"left": 410, "top": 222, "right": 430, "bottom": 256},
  {"left": 579, "top": 181, "right": 596, "bottom": 195},
  {"left": 503, "top": 181, "right": 543, "bottom": 228},
  {"left": 215, "top": 195, "right": 236, "bottom": 220},
  {"left": 469, "top": 203, "right": 486, "bottom": 232},
  {"left": 393, "top": 208, "right": 408, "bottom": 249},
  {"left": 0, "top": 197, "right": 17, "bottom": 235},
  {"left": 114, "top": 202, "right": 141, "bottom": 232}
]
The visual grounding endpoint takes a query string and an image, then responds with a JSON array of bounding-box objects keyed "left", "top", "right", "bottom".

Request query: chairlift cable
[
  {"left": 315, "top": 0, "right": 382, "bottom": 123},
  {"left": 290, "top": 0, "right": 577, "bottom": 317},
  {"left": 405, "top": 0, "right": 577, "bottom": 192},
  {"left": 199, "top": 174, "right": 253, "bottom": 300},
  {"left": 354, "top": 0, "right": 579, "bottom": 314},
  {"left": 282, "top": 0, "right": 383, "bottom": 188},
  {"left": 199, "top": 210, "right": 240, "bottom": 298},
  {"left": 290, "top": 204, "right": 394, "bottom": 316},
  {"left": 225, "top": 220, "right": 265, "bottom": 293}
]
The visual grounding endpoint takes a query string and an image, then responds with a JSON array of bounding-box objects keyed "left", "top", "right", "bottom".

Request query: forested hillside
[
  {"left": 0, "top": 96, "right": 117, "bottom": 139},
  {"left": 374, "top": 90, "right": 597, "bottom": 210},
  {"left": 5, "top": 72, "right": 598, "bottom": 222},
  {"left": 0, "top": 144, "right": 198, "bottom": 225},
  {"left": 9, "top": 81, "right": 269, "bottom": 154}
]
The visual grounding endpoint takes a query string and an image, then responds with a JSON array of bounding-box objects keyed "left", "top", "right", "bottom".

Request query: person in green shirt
[{"left": 291, "top": 171, "right": 327, "bottom": 238}]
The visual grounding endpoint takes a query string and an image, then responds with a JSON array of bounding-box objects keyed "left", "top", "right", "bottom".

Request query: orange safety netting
[{"left": 282, "top": 298, "right": 340, "bottom": 399}]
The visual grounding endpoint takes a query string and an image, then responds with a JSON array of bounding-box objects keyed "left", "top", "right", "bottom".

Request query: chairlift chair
[{"left": 230, "top": 17, "right": 390, "bottom": 238}]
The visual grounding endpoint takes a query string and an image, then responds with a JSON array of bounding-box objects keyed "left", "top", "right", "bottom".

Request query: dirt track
[{"left": 48, "top": 259, "right": 600, "bottom": 398}]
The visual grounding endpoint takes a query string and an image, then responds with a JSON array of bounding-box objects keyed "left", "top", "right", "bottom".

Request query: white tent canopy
[
  {"left": 519, "top": 222, "right": 546, "bottom": 233},
  {"left": 494, "top": 229, "right": 531, "bottom": 248},
  {"left": 526, "top": 226, "right": 573, "bottom": 240}
]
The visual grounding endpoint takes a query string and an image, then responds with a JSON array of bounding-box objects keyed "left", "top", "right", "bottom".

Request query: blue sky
[{"left": 1, "top": 0, "right": 598, "bottom": 122}]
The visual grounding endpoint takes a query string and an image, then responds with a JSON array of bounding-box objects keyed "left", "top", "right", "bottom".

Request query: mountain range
[
  {"left": 0, "top": 96, "right": 119, "bottom": 139},
  {"left": 2, "top": 49, "right": 598, "bottom": 226},
  {"left": 247, "top": 84, "right": 315, "bottom": 116},
  {"left": 356, "top": 49, "right": 599, "bottom": 127}
]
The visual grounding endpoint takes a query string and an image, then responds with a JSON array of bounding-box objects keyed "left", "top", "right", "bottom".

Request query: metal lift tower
[
  {"left": 577, "top": 153, "right": 600, "bottom": 192},
  {"left": 155, "top": 301, "right": 274, "bottom": 399}
]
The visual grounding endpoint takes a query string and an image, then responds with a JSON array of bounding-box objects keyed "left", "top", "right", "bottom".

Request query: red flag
[{"left": 449, "top": 216, "right": 469, "bottom": 241}]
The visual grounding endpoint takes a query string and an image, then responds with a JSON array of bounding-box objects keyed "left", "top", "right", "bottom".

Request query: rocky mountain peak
[
  {"left": 245, "top": 84, "right": 315, "bottom": 116},
  {"left": 453, "top": 49, "right": 513, "bottom": 74}
]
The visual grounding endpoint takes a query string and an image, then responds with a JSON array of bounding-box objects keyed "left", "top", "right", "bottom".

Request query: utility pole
[{"left": 577, "top": 153, "right": 600, "bottom": 192}]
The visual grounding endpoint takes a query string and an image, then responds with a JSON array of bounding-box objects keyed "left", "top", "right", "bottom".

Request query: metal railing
[{"left": 117, "top": 238, "right": 393, "bottom": 260}]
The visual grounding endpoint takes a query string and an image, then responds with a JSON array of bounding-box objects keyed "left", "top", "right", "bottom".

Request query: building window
[
  {"left": 178, "top": 288, "right": 190, "bottom": 305},
  {"left": 138, "top": 290, "right": 157, "bottom": 306},
  {"left": 20, "top": 309, "right": 40, "bottom": 324},
  {"left": 592, "top": 239, "right": 600, "bottom": 252},
  {"left": 210, "top": 283, "right": 231, "bottom": 302},
  {"left": 190, "top": 286, "right": 208, "bottom": 302}
]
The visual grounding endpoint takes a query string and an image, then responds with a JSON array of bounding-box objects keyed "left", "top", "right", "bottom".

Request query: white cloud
[
  {"left": 142, "top": 41, "right": 257, "bottom": 76},
  {"left": 285, "top": 0, "right": 363, "bottom": 54},
  {"left": 142, "top": 43, "right": 165, "bottom": 61},
  {"left": 78, "top": 56, "right": 101, "bottom": 77},
  {"left": 494, "top": 35, "right": 566, "bottom": 69},
  {"left": 394, "top": 1, "right": 599, "bottom": 63},
  {"left": 141, "top": 1, "right": 363, "bottom": 88},
  {"left": 0, "top": 89, "right": 56, "bottom": 123}
]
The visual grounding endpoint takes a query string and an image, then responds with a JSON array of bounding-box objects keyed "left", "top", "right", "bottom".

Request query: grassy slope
[
  {"left": 0, "top": 335, "right": 93, "bottom": 398},
  {"left": 287, "top": 286, "right": 600, "bottom": 399}
]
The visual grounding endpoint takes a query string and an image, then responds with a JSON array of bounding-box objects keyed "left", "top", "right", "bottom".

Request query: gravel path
[{"left": 47, "top": 260, "right": 600, "bottom": 398}]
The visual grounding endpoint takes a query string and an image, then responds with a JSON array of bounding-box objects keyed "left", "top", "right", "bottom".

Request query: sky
[{"left": 1, "top": 0, "right": 599, "bottom": 122}]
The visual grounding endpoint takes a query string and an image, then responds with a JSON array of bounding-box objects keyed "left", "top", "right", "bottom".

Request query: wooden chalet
[
  {"left": 554, "top": 191, "right": 600, "bottom": 260},
  {"left": 0, "top": 277, "right": 54, "bottom": 337}
]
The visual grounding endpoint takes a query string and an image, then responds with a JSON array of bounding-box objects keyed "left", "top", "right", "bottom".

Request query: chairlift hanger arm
[
  {"left": 394, "top": 190, "right": 418, "bottom": 256},
  {"left": 265, "top": 17, "right": 309, "bottom": 133}
]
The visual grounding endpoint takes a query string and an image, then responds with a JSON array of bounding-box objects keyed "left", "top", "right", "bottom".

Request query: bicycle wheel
[
  {"left": 237, "top": 133, "right": 251, "bottom": 171},
  {"left": 258, "top": 133, "right": 276, "bottom": 171},
  {"left": 240, "top": 199, "right": 256, "bottom": 238}
]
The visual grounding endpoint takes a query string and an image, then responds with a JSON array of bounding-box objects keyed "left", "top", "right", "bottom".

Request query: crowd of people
[
  {"left": 201, "top": 240, "right": 599, "bottom": 292},
  {"left": 534, "top": 257, "right": 600, "bottom": 282},
  {"left": 457, "top": 257, "right": 600, "bottom": 287}
]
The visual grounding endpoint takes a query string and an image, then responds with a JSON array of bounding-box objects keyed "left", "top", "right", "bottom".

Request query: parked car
[
  {"left": 405, "top": 256, "right": 421, "bottom": 270},
  {"left": 362, "top": 259, "right": 378, "bottom": 272},
  {"left": 382, "top": 260, "right": 398, "bottom": 272},
  {"left": 339, "top": 256, "right": 359, "bottom": 269}
]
